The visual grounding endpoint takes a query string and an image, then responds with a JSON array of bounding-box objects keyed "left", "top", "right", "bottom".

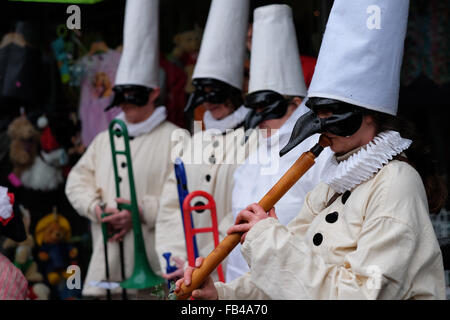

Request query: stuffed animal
[
  {"left": 167, "top": 26, "right": 202, "bottom": 94},
  {"left": 29, "top": 283, "right": 51, "bottom": 300},
  {"left": 2, "top": 205, "right": 51, "bottom": 299},
  {"left": 19, "top": 115, "right": 67, "bottom": 192},
  {"left": 2, "top": 205, "right": 44, "bottom": 283},
  {"left": 7, "top": 116, "right": 40, "bottom": 187},
  {"left": 35, "top": 209, "right": 78, "bottom": 286}
]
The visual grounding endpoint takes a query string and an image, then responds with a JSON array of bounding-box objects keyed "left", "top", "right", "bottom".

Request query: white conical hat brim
[
  {"left": 192, "top": 0, "right": 249, "bottom": 90},
  {"left": 249, "top": 4, "right": 307, "bottom": 97},
  {"left": 115, "top": 0, "right": 159, "bottom": 88},
  {"left": 308, "top": 0, "right": 409, "bottom": 115}
]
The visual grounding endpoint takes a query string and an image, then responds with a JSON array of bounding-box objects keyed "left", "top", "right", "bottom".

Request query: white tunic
[
  {"left": 155, "top": 107, "right": 256, "bottom": 280},
  {"left": 65, "top": 110, "right": 179, "bottom": 297},
  {"left": 215, "top": 157, "right": 446, "bottom": 299},
  {"left": 226, "top": 104, "right": 333, "bottom": 282}
]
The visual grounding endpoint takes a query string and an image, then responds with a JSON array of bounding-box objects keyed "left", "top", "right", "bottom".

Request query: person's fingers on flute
[
  {"left": 191, "top": 275, "right": 218, "bottom": 300},
  {"left": 174, "top": 256, "right": 204, "bottom": 290},
  {"left": 233, "top": 209, "right": 254, "bottom": 225},
  {"left": 246, "top": 203, "right": 270, "bottom": 217},
  {"left": 267, "top": 207, "right": 278, "bottom": 219},
  {"left": 227, "top": 222, "right": 251, "bottom": 235}
]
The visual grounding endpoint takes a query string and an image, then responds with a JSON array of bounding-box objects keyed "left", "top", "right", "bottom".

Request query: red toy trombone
[{"left": 182, "top": 191, "right": 225, "bottom": 283}]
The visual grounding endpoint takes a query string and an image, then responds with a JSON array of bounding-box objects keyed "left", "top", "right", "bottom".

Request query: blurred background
[{"left": 0, "top": 0, "right": 448, "bottom": 299}]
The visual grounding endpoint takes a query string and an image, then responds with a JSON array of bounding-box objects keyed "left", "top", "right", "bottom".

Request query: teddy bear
[
  {"left": 35, "top": 209, "right": 78, "bottom": 287},
  {"left": 7, "top": 116, "right": 40, "bottom": 188}
]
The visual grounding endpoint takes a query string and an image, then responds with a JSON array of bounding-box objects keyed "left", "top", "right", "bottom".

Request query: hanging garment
[{"left": 76, "top": 49, "right": 122, "bottom": 146}]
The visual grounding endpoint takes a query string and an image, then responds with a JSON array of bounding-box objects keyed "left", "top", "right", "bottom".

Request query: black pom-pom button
[
  {"left": 325, "top": 212, "right": 339, "bottom": 224},
  {"left": 313, "top": 233, "right": 323, "bottom": 246}
]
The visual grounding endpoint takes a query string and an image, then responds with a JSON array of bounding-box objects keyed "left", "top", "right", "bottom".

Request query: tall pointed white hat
[
  {"left": 308, "top": 0, "right": 410, "bottom": 115},
  {"left": 249, "top": 4, "right": 307, "bottom": 97},
  {"left": 192, "top": 0, "right": 250, "bottom": 90},
  {"left": 115, "top": 0, "right": 159, "bottom": 88}
]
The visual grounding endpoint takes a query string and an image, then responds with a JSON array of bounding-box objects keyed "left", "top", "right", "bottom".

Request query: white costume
[
  {"left": 215, "top": 0, "right": 446, "bottom": 299},
  {"left": 155, "top": 0, "right": 252, "bottom": 280},
  {"left": 226, "top": 4, "right": 331, "bottom": 282},
  {"left": 65, "top": 0, "right": 179, "bottom": 297}
]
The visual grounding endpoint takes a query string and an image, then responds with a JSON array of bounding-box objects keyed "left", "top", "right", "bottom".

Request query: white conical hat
[
  {"left": 192, "top": 0, "right": 249, "bottom": 90},
  {"left": 308, "top": 0, "right": 410, "bottom": 115},
  {"left": 115, "top": 0, "right": 159, "bottom": 88},
  {"left": 249, "top": 4, "right": 307, "bottom": 97}
]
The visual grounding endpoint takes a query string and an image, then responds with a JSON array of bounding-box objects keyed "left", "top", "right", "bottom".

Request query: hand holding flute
[
  {"left": 172, "top": 135, "right": 332, "bottom": 300},
  {"left": 174, "top": 204, "right": 279, "bottom": 299}
]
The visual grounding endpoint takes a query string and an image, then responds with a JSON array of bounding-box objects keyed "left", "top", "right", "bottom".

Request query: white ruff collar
[
  {"left": 203, "top": 105, "right": 250, "bottom": 133},
  {"left": 116, "top": 106, "right": 167, "bottom": 137},
  {"left": 320, "top": 131, "right": 412, "bottom": 193}
]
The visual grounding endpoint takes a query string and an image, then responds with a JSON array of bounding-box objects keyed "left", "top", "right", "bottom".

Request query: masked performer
[
  {"left": 155, "top": 0, "right": 255, "bottom": 282},
  {"left": 65, "top": 0, "right": 179, "bottom": 298},
  {"left": 177, "top": 0, "right": 446, "bottom": 299},
  {"left": 226, "top": 4, "right": 333, "bottom": 282}
]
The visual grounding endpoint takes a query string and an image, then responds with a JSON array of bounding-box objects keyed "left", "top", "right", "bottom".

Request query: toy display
[
  {"left": 7, "top": 116, "right": 40, "bottom": 188},
  {"left": 2, "top": 205, "right": 50, "bottom": 300},
  {"left": 35, "top": 209, "right": 81, "bottom": 299}
]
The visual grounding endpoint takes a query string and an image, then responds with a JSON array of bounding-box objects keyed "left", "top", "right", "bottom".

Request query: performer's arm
[
  {"left": 241, "top": 165, "right": 442, "bottom": 299},
  {"left": 65, "top": 135, "right": 102, "bottom": 222}
]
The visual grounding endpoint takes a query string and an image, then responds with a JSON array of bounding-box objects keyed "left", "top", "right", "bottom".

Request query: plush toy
[
  {"left": 167, "top": 26, "right": 202, "bottom": 94},
  {"left": 19, "top": 115, "right": 67, "bottom": 192},
  {"left": 2, "top": 205, "right": 51, "bottom": 299},
  {"left": 7, "top": 116, "right": 40, "bottom": 188},
  {"left": 28, "top": 283, "right": 51, "bottom": 300},
  {"left": 2, "top": 205, "right": 44, "bottom": 283},
  {"left": 35, "top": 209, "right": 78, "bottom": 286}
]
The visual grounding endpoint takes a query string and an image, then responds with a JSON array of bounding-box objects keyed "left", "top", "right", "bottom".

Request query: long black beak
[
  {"left": 243, "top": 109, "right": 263, "bottom": 132},
  {"left": 104, "top": 94, "right": 120, "bottom": 111},
  {"left": 280, "top": 109, "right": 363, "bottom": 157},
  {"left": 184, "top": 91, "right": 206, "bottom": 113},
  {"left": 279, "top": 110, "right": 323, "bottom": 157}
]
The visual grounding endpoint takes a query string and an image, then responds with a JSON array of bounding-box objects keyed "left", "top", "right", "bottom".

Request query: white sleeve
[{"left": 65, "top": 137, "right": 102, "bottom": 222}]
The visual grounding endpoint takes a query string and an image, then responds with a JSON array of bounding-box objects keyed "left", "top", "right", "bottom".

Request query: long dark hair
[{"left": 368, "top": 110, "right": 447, "bottom": 213}]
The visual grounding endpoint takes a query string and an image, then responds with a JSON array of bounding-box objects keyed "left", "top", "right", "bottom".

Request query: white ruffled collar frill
[
  {"left": 0, "top": 186, "right": 13, "bottom": 224},
  {"left": 320, "top": 131, "right": 412, "bottom": 194},
  {"left": 115, "top": 106, "right": 167, "bottom": 138},
  {"left": 203, "top": 105, "right": 251, "bottom": 133}
]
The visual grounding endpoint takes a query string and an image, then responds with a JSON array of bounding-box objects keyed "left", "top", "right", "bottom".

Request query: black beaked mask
[
  {"left": 184, "top": 78, "right": 242, "bottom": 113},
  {"left": 243, "top": 90, "right": 289, "bottom": 132},
  {"left": 104, "top": 85, "right": 152, "bottom": 111},
  {"left": 279, "top": 98, "right": 364, "bottom": 157}
]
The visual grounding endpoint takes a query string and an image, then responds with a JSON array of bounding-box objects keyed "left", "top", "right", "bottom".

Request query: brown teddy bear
[{"left": 7, "top": 116, "right": 40, "bottom": 186}]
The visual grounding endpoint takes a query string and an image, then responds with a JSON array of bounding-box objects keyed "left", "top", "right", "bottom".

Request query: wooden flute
[{"left": 174, "top": 135, "right": 332, "bottom": 300}]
